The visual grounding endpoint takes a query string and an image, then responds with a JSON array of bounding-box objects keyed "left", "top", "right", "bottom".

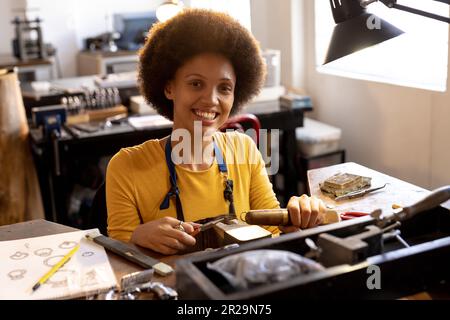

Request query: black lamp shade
[{"left": 324, "top": 12, "right": 405, "bottom": 64}]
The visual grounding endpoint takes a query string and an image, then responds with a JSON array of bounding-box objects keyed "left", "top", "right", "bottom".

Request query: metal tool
[
  {"left": 305, "top": 186, "right": 450, "bottom": 267},
  {"left": 313, "top": 186, "right": 450, "bottom": 266},
  {"left": 85, "top": 230, "right": 173, "bottom": 276},
  {"left": 137, "top": 281, "right": 178, "bottom": 300},
  {"left": 120, "top": 269, "right": 154, "bottom": 292},
  {"left": 383, "top": 229, "right": 410, "bottom": 248},
  {"left": 103, "top": 278, "right": 177, "bottom": 300},
  {"left": 372, "top": 185, "right": 450, "bottom": 227},
  {"left": 334, "top": 183, "right": 387, "bottom": 201},
  {"left": 203, "top": 243, "right": 240, "bottom": 253},
  {"left": 176, "top": 185, "right": 450, "bottom": 299},
  {"left": 197, "top": 215, "right": 230, "bottom": 231},
  {"left": 304, "top": 238, "right": 322, "bottom": 259}
]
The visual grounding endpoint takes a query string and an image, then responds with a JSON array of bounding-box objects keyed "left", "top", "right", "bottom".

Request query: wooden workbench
[
  {"left": 0, "top": 219, "right": 180, "bottom": 299},
  {"left": 307, "top": 162, "right": 434, "bottom": 217},
  {"left": 307, "top": 162, "right": 450, "bottom": 300}
]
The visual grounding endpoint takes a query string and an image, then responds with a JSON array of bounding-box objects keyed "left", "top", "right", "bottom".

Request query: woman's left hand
[{"left": 280, "top": 195, "right": 326, "bottom": 233}]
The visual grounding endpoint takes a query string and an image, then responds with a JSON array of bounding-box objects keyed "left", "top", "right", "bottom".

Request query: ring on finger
[{"left": 176, "top": 221, "right": 185, "bottom": 232}]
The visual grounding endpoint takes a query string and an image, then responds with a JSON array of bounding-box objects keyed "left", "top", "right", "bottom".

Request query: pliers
[
  {"left": 196, "top": 215, "right": 229, "bottom": 232},
  {"left": 340, "top": 211, "right": 369, "bottom": 220}
]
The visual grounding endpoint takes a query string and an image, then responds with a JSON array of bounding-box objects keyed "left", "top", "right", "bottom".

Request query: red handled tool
[{"left": 340, "top": 211, "right": 369, "bottom": 220}]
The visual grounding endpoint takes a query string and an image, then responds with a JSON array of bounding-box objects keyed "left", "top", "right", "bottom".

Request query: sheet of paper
[
  {"left": 0, "top": 229, "right": 117, "bottom": 300},
  {"left": 128, "top": 115, "right": 172, "bottom": 130}
]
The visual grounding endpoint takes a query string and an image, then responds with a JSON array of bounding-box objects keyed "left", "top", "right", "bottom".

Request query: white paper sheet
[{"left": 0, "top": 229, "right": 117, "bottom": 300}]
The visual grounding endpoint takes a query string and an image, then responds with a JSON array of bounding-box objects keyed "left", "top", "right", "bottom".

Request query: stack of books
[
  {"left": 279, "top": 93, "right": 312, "bottom": 110},
  {"left": 242, "top": 86, "right": 285, "bottom": 114}
]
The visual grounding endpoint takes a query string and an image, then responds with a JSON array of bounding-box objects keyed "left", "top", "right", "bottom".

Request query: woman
[{"left": 106, "top": 9, "right": 326, "bottom": 255}]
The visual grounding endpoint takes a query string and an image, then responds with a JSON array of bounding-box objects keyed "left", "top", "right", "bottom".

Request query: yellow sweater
[{"left": 106, "top": 131, "right": 280, "bottom": 242}]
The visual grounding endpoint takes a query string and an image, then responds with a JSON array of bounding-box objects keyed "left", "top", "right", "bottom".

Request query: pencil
[{"left": 32, "top": 243, "right": 80, "bottom": 292}]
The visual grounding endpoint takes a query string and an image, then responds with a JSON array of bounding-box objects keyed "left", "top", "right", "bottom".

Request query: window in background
[{"left": 315, "top": 0, "right": 449, "bottom": 92}]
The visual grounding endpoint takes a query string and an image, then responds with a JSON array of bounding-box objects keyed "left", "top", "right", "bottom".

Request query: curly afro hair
[{"left": 138, "top": 8, "right": 266, "bottom": 120}]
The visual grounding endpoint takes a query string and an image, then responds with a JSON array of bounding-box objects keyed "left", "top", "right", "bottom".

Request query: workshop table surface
[
  {"left": 308, "top": 162, "right": 450, "bottom": 300},
  {"left": 0, "top": 219, "right": 183, "bottom": 299},
  {"left": 307, "top": 162, "right": 449, "bottom": 217}
]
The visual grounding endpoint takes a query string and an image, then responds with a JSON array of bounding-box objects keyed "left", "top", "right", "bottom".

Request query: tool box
[{"left": 176, "top": 203, "right": 450, "bottom": 299}]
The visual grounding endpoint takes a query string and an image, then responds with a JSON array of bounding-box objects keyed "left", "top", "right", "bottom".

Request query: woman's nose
[{"left": 202, "top": 87, "right": 219, "bottom": 105}]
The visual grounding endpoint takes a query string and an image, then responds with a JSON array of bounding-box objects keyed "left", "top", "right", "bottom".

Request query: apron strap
[{"left": 159, "top": 136, "right": 235, "bottom": 221}]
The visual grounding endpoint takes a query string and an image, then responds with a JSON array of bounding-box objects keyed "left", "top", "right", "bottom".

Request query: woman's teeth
[{"left": 194, "top": 110, "right": 217, "bottom": 120}]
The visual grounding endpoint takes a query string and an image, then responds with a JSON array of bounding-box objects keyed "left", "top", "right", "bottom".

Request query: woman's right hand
[{"left": 130, "top": 217, "right": 199, "bottom": 255}]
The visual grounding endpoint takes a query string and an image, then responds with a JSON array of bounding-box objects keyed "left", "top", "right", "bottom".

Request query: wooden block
[
  {"left": 322, "top": 210, "right": 341, "bottom": 224},
  {"left": 213, "top": 220, "right": 272, "bottom": 244},
  {"left": 67, "top": 113, "right": 90, "bottom": 125},
  {"left": 87, "top": 105, "right": 128, "bottom": 122}
]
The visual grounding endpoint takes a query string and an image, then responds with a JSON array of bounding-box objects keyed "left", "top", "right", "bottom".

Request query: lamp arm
[{"left": 361, "top": 0, "right": 450, "bottom": 24}]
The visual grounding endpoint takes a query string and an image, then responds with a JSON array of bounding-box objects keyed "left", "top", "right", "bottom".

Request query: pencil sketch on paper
[
  {"left": 10, "top": 251, "right": 28, "bottom": 260},
  {"left": 44, "top": 255, "right": 66, "bottom": 267},
  {"left": 34, "top": 248, "right": 52, "bottom": 257},
  {"left": 46, "top": 269, "right": 76, "bottom": 288},
  {"left": 83, "top": 269, "right": 100, "bottom": 286},
  {"left": 82, "top": 251, "right": 94, "bottom": 257},
  {"left": 8, "top": 269, "right": 26, "bottom": 280},
  {"left": 0, "top": 229, "right": 117, "bottom": 300},
  {"left": 59, "top": 241, "right": 78, "bottom": 249}
]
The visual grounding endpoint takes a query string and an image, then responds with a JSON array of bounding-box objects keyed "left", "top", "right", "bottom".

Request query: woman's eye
[
  {"left": 220, "top": 85, "right": 233, "bottom": 93},
  {"left": 190, "top": 81, "right": 202, "bottom": 88}
]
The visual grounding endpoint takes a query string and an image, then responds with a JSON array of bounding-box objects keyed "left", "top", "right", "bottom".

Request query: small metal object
[
  {"left": 51, "top": 130, "right": 61, "bottom": 176},
  {"left": 334, "top": 184, "right": 387, "bottom": 201},
  {"left": 381, "top": 221, "right": 401, "bottom": 233},
  {"left": 394, "top": 233, "right": 410, "bottom": 248},
  {"left": 204, "top": 243, "right": 240, "bottom": 253},
  {"left": 107, "top": 113, "right": 127, "bottom": 124},
  {"left": 360, "top": 0, "right": 378, "bottom": 8},
  {"left": 121, "top": 269, "right": 154, "bottom": 292},
  {"left": 137, "top": 281, "right": 178, "bottom": 300},
  {"left": 199, "top": 215, "right": 228, "bottom": 231},
  {"left": 104, "top": 288, "right": 120, "bottom": 300},
  {"left": 370, "top": 208, "right": 383, "bottom": 220},
  {"left": 304, "top": 238, "right": 322, "bottom": 259},
  {"left": 113, "top": 87, "right": 121, "bottom": 106},
  {"left": 175, "top": 221, "right": 185, "bottom": 232},
  {"left": 383, "top": 229, "right": 410, "bottom": 248},
  {"left": 152, "top": 282, "right": 178, "bottom": 300}
]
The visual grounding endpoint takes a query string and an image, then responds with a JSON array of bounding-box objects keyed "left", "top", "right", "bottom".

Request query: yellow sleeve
[
  {"left": 246, "top": 135, "right": 281, "bottom": 235},
  {"left": 106, "top": 149, "right": 141, "bottom": 242}
]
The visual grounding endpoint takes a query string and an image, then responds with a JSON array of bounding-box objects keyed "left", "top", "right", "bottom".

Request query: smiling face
[{"left": 164, "top": 52, "right": 236, "bottom": 136}]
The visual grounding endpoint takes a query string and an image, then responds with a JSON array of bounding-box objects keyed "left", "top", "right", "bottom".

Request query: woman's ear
[{"left": 164, "top": 82, "right": 174, "bottom": 100}]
